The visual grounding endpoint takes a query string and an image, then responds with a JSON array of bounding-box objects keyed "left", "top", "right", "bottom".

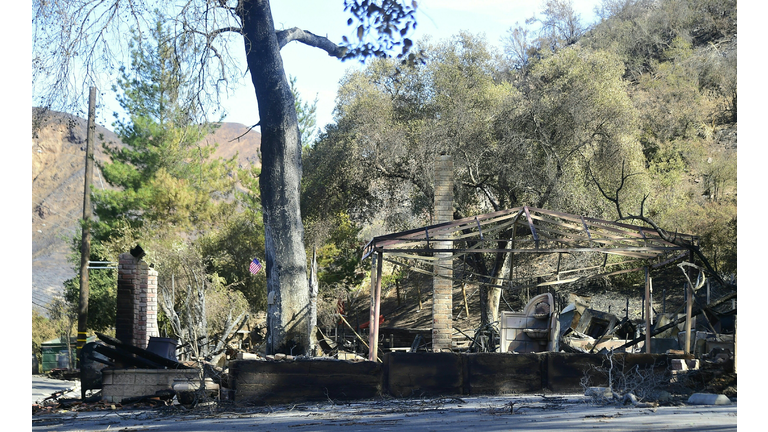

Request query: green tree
[
  {"left": 35, "top": 0, "right": 420, "bottom": 355},
  {"left": 289, "top": 75, "right": 319, "bottom": 147},
  {"left": 529, "top": 0, "right": 587, "bottom": 52},
  {"left": 199, "top": 165, "right": 268, "bottom": 310},
  {"left": 48, "top": 297, "right": 78, "bottom": 369},
  {"left": 579, "top": 1, "right": 737, "bottom": 286},
  {"left": 315, "top": 212, "right": 366, "bottom": 289},
  {"left": 62, "top": 235, "right": 118, "bottom": 332},
  {"left": 32, "top": 309, "right": 59, "bottom": 366},
  {"left": 64, "top": 17, "right": 240, "bottom": 344},
  {"left": 309, "top": 34, "right": 645, "bottom": 323},
  {"left": 94, "top": 21, "right": 237, "bottom": 242}
]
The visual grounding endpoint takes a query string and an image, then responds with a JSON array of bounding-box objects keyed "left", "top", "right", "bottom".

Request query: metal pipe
[{"left": 645, "top": 267, "right": 651, "bottom": 354}]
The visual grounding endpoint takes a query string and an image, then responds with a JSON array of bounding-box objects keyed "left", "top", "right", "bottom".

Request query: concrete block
[
  {"left": 685, "top": 359, "right": 700, "bottom": 370},
  {"left": 135, "top": 370, "right": 161, "bottom": 385},
  {"left": 111, "top": 370, "right": 136, "bottom": 384},
  {"left": 671, "top": 358, "right": 688, "bottom": 371},
  {"left": 687, "top": 393, "right": 731, "bottom": 405},
  {"left": 237, "top": 352, "right": 261, "bottom": 360},
  {"left": 102, "top": 369, "right": 199, "bottom": 403}
]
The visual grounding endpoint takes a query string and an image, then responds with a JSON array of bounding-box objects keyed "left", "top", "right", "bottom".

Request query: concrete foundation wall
[
  {"left": 464, "top": 353, "right": 543, "bottom": 395},
  {"left": 231, "top": 352, "right": 682, "bottom": 404},
  {"left": 386, "top": 352, "right": 463, "bottom": 397},
  {"left": 546, "top": 353, "right": 671, "bottom": 393},
  {"left": 102, "top": 368, "right": 200, "bottom": 403},
  {"left": 230, "top": 359, "right": 383, "bottom": 405}
]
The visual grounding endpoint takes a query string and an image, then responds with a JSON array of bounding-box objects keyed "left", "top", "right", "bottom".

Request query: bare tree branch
[
  {"left": 589, "top": 165, "right": 731, "bottom": 289},
  {"left": 588, "top": 160, "right": 641, "bottom": 220},
  {"left": 276, "top": 28, "right": 345, "bottom": 57}
]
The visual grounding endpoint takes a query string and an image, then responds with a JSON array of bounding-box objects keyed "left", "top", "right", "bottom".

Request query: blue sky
[
  {"left": 224, "top": 0, "right": 603, "bottom": 132},
  {"left": 37, "top": 0, "right": 603, "bottom": 132}
]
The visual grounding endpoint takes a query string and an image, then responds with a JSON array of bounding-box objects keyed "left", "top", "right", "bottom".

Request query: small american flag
[{"left": 249, "top": 258, "right": 263, "bottom": 275}]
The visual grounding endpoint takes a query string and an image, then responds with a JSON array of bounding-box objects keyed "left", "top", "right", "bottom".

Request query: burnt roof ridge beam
[
  {"left": 375, "top": 207, "right": 522, "bottom": 241},
  {"left": 364, "top": 209, "right": 522, "bottom": 254},
  {"left": 522, "top": 206, "right": 698, "bottom": 244},
  {"left": 523, "top": 206, "right": 539, "bottom": 248},
  {"left": 529, "top": 213, "right": 588, "bottom": 233}
]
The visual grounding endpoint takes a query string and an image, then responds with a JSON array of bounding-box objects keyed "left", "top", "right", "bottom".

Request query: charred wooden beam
[
  {"left": 94, "top": 345, "right": 162, "bottom": 369},
  {"left": 96, "top": 332, "right": 192, "bottom": 369}
]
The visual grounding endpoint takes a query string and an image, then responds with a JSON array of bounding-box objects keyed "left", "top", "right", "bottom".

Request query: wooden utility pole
[{"left": 78, "top": 87, "right": 96, "bottom": 380}]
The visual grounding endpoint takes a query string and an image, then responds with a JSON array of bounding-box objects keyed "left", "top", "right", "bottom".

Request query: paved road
[
  {"left": 32, "top": 375, "right": 80, "bottom": 405},
  {"left": 32, "top": 394, "right": 737, "bottom": 431}
]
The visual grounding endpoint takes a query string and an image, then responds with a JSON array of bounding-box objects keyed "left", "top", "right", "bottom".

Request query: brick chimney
[
  {"left": 115, "top": 252, "right": 159, "bottom": 349},
  {"left": 432, "top": 155, "right": 453, "bottom": 351}
]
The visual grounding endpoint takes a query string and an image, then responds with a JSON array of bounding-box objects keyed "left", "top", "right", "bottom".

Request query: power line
[
  {"left": 32, "top": 294, "right": 58, "bottom": 306},
  {"left": 32, "top": 301, "right": 53, "bottom": 313}
]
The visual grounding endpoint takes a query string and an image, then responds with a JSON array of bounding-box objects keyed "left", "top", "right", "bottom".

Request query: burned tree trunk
[
  {"left": 239, "top": 0, "right": 310, "bottom": 355},
  {"left": 468, "top": 244, "right": 510, "bottom": 326}
]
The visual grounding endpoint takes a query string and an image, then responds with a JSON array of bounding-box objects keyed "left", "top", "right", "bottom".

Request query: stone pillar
[
  {"left": 432, "top": 155, "right": 453, "bottom": 351},
  {"left": 116, "top": 253, "right": 159, "bottom": 349}
]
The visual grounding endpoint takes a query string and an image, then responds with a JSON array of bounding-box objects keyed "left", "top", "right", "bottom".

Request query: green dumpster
[{"left": 40, "top": 335, "right": 96, "bottom": 373}]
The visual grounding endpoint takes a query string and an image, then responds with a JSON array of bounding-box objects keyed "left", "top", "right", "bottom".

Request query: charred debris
[{"left": 35, "top": 202, "right": 736, "bottom": 410}]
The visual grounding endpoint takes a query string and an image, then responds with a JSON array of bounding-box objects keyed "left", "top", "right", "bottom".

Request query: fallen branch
[{"left": 338, "top": 314, "right": 381, "bottom": 362}]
